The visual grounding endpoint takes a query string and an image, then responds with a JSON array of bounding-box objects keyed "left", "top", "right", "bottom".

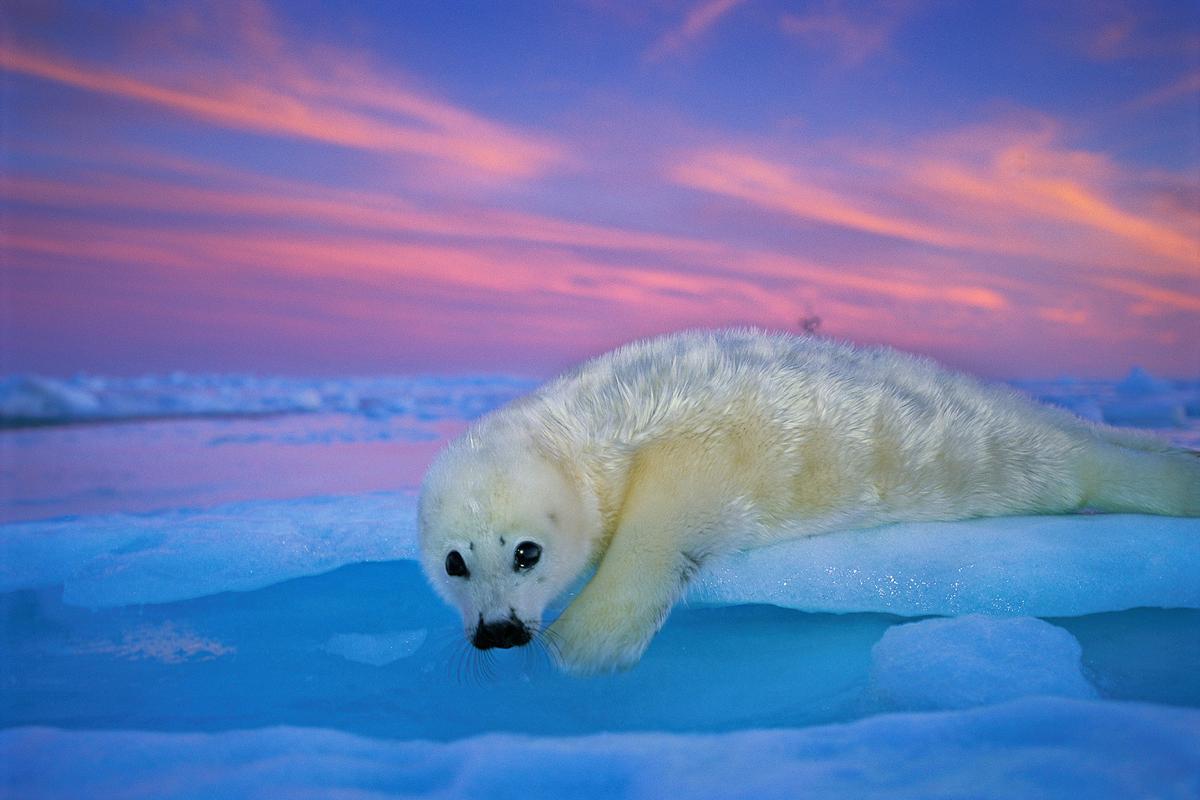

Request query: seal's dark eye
[
  {"left": 513, "top": 541, "right": 541, "bottom": 572},
  {"left": 445, "top": 550, "right": 469, "bottom": 578}
]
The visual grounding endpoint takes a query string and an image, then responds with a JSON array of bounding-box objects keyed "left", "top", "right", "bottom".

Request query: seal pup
[{"left": 418, "top": 329, "right": 1199, "bottom": 674}]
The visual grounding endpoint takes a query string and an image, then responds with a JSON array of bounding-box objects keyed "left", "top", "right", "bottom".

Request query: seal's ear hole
[
  {"left": 445, "top": 550, "right": 470, "bottom": 578},
  {"left": 513, "top": 541, "right": 542, "bottom": 572}
]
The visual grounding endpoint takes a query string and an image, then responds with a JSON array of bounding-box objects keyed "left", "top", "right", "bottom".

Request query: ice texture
[
  {"left": 0, "top": 373, "right": 534, "bottom": 427},
  {"left": 2, "top": 698, "right": 1198, "bottom": 800},
  {"left": 689, "top": 513, "right": 1200, "bottom": 616},
  {"left": 868, "top": 615, "right": 1097, "bottom": 710}
]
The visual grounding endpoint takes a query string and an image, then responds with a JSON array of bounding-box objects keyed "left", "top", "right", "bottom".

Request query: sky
[{"left": 1, "top": 0, "right": 1198, "bottom": 379}]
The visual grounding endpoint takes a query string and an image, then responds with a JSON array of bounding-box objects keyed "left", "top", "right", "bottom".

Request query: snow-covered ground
[{"left": 1, "top": 368, "right": 1198, "bottom": 799}]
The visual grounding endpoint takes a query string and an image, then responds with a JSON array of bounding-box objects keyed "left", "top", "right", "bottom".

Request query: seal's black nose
[{"left": 472, "top": 619, "right": 532, "bottom": 649}]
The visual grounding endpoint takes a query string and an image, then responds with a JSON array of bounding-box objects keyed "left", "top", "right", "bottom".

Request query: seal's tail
[{"left": 1082, "top": 442, "right": 1200, "bottom": 516}]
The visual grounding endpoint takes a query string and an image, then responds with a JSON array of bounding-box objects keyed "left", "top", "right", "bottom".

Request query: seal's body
[{"left": 418, "top": 329, "right": 1199, "bottom": 673}]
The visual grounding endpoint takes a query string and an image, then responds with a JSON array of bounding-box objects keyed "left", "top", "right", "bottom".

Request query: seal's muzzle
[{"left": 472, "top": 618, "right": 532, "bottom": 650}]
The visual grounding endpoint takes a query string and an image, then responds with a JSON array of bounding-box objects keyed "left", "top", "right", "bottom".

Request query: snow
[
  {"left": 867, "top": 615, "right": 1097, "bottom": 711},
  {"left": 2, "top": 698, "right": 1197, "bottom": 800},
  {"left": 2, "top": 366, "right": 1199, "bottom": 798}
]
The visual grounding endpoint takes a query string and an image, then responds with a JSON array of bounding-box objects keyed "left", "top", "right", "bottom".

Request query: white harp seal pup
[{"left": 417, "top": 329, "right": 1199, "bottom": 674}]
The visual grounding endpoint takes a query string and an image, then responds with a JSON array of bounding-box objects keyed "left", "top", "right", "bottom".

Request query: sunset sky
[{"left": 2, "top": 0, "right": 1198, "bottom": 379}]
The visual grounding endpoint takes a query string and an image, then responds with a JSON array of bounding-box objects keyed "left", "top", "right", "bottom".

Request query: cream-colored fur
[{"left": 418, "top": 329, "right": 1200, "bottom": 674}]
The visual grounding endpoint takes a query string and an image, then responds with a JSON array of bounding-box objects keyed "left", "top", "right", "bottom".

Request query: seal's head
[{"left": 418, "top": 432, "right": 599, "bottom": 650}]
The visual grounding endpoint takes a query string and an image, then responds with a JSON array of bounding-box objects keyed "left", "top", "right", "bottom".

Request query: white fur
[{"left": 418, "top": 329, "right": 1200, "bottom": 674}]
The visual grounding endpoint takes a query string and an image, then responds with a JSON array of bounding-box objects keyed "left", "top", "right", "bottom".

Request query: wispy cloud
[
  {"left": 644, "top": 0, "right": 748, "bottom": 62},
  {"left": 0, "top": 18, "right": 563, "bottom": 180}
]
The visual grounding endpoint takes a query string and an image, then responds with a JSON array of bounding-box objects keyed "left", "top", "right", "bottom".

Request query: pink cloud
[
  {"left": 669, "top": 119, "right": 1200, "bottom": 275},
  {"left": 0, "top": 35, "right": 563, "bottom": 181}
]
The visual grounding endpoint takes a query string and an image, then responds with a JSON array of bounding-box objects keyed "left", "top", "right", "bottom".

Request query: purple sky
[{"left": 2, "top": 0, "right": 1198, "bottom": 379}]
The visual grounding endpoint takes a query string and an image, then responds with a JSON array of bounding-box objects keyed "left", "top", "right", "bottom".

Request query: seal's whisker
[{"left": 533, "top": 623, "right": 565, "bottom": 668}]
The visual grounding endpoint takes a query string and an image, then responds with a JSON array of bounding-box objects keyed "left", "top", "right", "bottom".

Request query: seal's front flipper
[{"left": 548, "top": 531, "right": 690, "bottom": 675}]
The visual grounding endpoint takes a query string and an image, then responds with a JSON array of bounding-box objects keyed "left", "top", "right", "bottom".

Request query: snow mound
[
  {"left": 689, "top": 513, "right": 1200, "bottom": 617},
  {"left": 2, "top": 698, "right": 1197, "bottom": 800},
  {"left": 868, "top": 615, "right": 1097, "bottom": 711},
  {"left": 0, "top": 373, "right": 534, "bottom": 427},
  {"left": 0, "top": 492, "right": 418, "bottom": 608}
]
